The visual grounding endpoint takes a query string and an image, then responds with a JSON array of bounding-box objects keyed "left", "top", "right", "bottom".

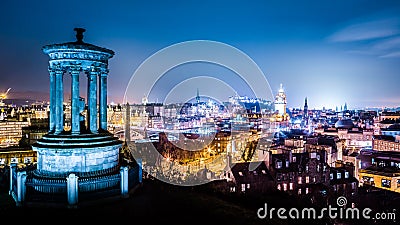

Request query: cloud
[
  {"left": 344, "top": 50, "right": 377, "bottom": 56},
  {"left": 379, "top": 51, "right": 400, "bottom": 58},
  {"left": 372, "top": 36, "right": 400, "bottom": 50},
  {"left": 328, "top": 18, "right": 400, "bottom": 42}
]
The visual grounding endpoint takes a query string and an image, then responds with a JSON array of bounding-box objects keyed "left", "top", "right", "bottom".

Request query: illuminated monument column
[
  {"left": 9, "top": 28, "right": 142, "bottom": 208},
  {"left": 99, "top": 72, "right": 108, "bottom": 131},
  {"left": 44, "top": 28, "right": 112, "bottom": 135},
  {"left": 70, "top": 68, "right": 80, "bottom": 134},
  {"left": 33, "top": 27, "right": 122, "bottom": 181}
]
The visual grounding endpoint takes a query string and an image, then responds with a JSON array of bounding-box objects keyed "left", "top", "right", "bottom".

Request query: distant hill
[
  {"left": 2, "top": 99, "right": 45, "bottom": 107},
  {"left": 6, "top": 91, "right": 49, "bottom": 102}
]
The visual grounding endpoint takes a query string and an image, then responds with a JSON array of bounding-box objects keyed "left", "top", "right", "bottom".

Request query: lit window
[
  {"left": 298, "top": 177, "right": 302, "bottom": 184},
  {"left": 276, "top": 160, "right": 282, "bottom": 169},
  {"left": 337, "top": 172, "right": 341, "bottom": 179},
  {"left": 277, "top": 173, "right": 282, "bottom": 181},
  {"left": 24, "top": 157, "right": 32, "bottom": 164},
  {"left": 282, "top": 183, "right": 287, "bottom": 191},
  {"left": 305, "top": 165, "right": 309, "bottom": 172},
  {"left": 292, "top": 156, "right": 296, "bottom": 162},
  {"left": 241, "top": 183, "right": 246, "bottom": 192},
  {"left": 289, "top": 182, "right": 293, "bottom": 190},
  {"left": 330, "top": 173, "right": 333, "bottom": 180},
  {"left": 298, "top": 188, "right": 302, "bottom": 195},
  {"left": 277, "top": 184, "right": 281, "bottom": 191},
  {"left": 306, "top": 176, "right": 310, "bottom": 183},
  {"left": 345, "top": 171, "right": 349, "bottom": 179},
  {"left": 382, "top": 179, "right": 391, "bottom": 188},
  {"left": 317, "top": 164, "right": 320, "bottom": 172},
  {"left": 247, "top": 183, "right": 250, "bottom": 189},
  {"left": 313, "top": 177, "right": 316, "bottom": 183},
  {"left": 306, "top": 188, "right": 309, "bottom": 194}
]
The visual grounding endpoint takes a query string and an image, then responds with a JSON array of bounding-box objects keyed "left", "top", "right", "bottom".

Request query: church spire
[
  {"left": 304, "top": 97, "right": 308, "bottom": 118},
  {"left": 196, "top": 88, "right": 200, "bottom": 104}
]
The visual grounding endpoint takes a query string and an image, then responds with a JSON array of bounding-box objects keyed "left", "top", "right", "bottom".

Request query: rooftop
[{"left": 42, "top": 28, "right": 114, "bottom": 56}]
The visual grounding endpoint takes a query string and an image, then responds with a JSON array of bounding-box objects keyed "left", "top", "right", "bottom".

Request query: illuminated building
[
  {"left": 272, "top": 84, "right": 289, "bottom": 122},
  {"left": 358, "top": 150, "right": 400, "bottom": 193},
  {"left": 381, "top": 123, "right": 400, "bottom": 137},
  {"left": 329, "top": 166, "right": 358, "bottom": 197},
  {"left": 0, "top": 147, "right": 36, "bottom": 167},
  {"left": 315, "top": 125, "right": 373, "bottom": 163},
  {"left": 359, "top": 165, "right": 400, "bottom": 193},
  {"left": 250, "top": 140, "right": 358, "bottom": 198},
  {"left": 0, "top": 121, "right": 29, "bottom": 147},
  {"left": 378, "top": 111, "right": 400, "bottom": 121},
  {"left": 373, "top": 135, "right": 400, "bottom": 152},
  {"left": 274, "top": 83, "right": 287, "bottom": 116}
]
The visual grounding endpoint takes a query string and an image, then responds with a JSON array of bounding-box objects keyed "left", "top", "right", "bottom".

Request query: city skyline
[{"left": 1, "top": 0, "right": 400, "bottom": 110}]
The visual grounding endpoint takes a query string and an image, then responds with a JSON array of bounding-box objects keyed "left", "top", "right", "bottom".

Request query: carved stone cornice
[{"left": 46, "top": 50, "right": 112, "bottom": 63}]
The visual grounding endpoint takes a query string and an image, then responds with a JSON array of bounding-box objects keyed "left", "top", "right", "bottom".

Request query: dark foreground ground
[
  {"left": 0, "top": 179, "right": 398, "bottom": 225},
  {"left": 0, "top": 179, "right": 311, "bottom": 225}
]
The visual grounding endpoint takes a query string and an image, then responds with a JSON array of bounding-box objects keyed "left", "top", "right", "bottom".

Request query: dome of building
[
  {"left": 335, "top": 119, "right": 354, "bottom": 129},
  {"left": 387, "top": 123, "right": 400, "bottom": 130}
]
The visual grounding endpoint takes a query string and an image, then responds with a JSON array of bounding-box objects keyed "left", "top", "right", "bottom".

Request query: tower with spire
[
  {"left": 196, "top": 88, "right": 200, "bottom": 104},
  {"left": 274, "top": 83, "right": 287, "bottom": 116},
  {"left": 303, "top": 97, "right": 308, "bottom": 119}
]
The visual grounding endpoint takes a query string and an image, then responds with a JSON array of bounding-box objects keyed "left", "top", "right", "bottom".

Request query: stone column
[
  {"left": 9, "top": 163, "right": 16, "bottom": 195},
  {"left": 137, "top": 158, "right": 143, "bottom": 183},
  {"left": 16, "top": 171, "right": 27, "bottom": 207},
  {"left": 66, "top": 173, "right": 79, "bottom": 207},
  {"left": 125, "top": 103, "right": 131, "bottom": 142},
  {"left": 55, "top": 70, "right": 64, "bottom": 134},
  {"left": 120, "top": 166, "right": 129, "bottom": 198},
  {"left": 48, "top": 68, "right": 56, "bottom": 133},
  {"left": 99, "top": 72, "right": 108, "bottom": 131},
  {"left": 70, "top": 69, "right": 80, "bottom": 135},
  {"left": 87, "top": 69, "right": 98, "bottom": 134}
]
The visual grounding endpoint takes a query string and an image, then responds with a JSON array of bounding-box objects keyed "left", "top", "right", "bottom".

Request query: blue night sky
[{"left": 0, "top": 0, "right": 400, "bottom": 110}]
